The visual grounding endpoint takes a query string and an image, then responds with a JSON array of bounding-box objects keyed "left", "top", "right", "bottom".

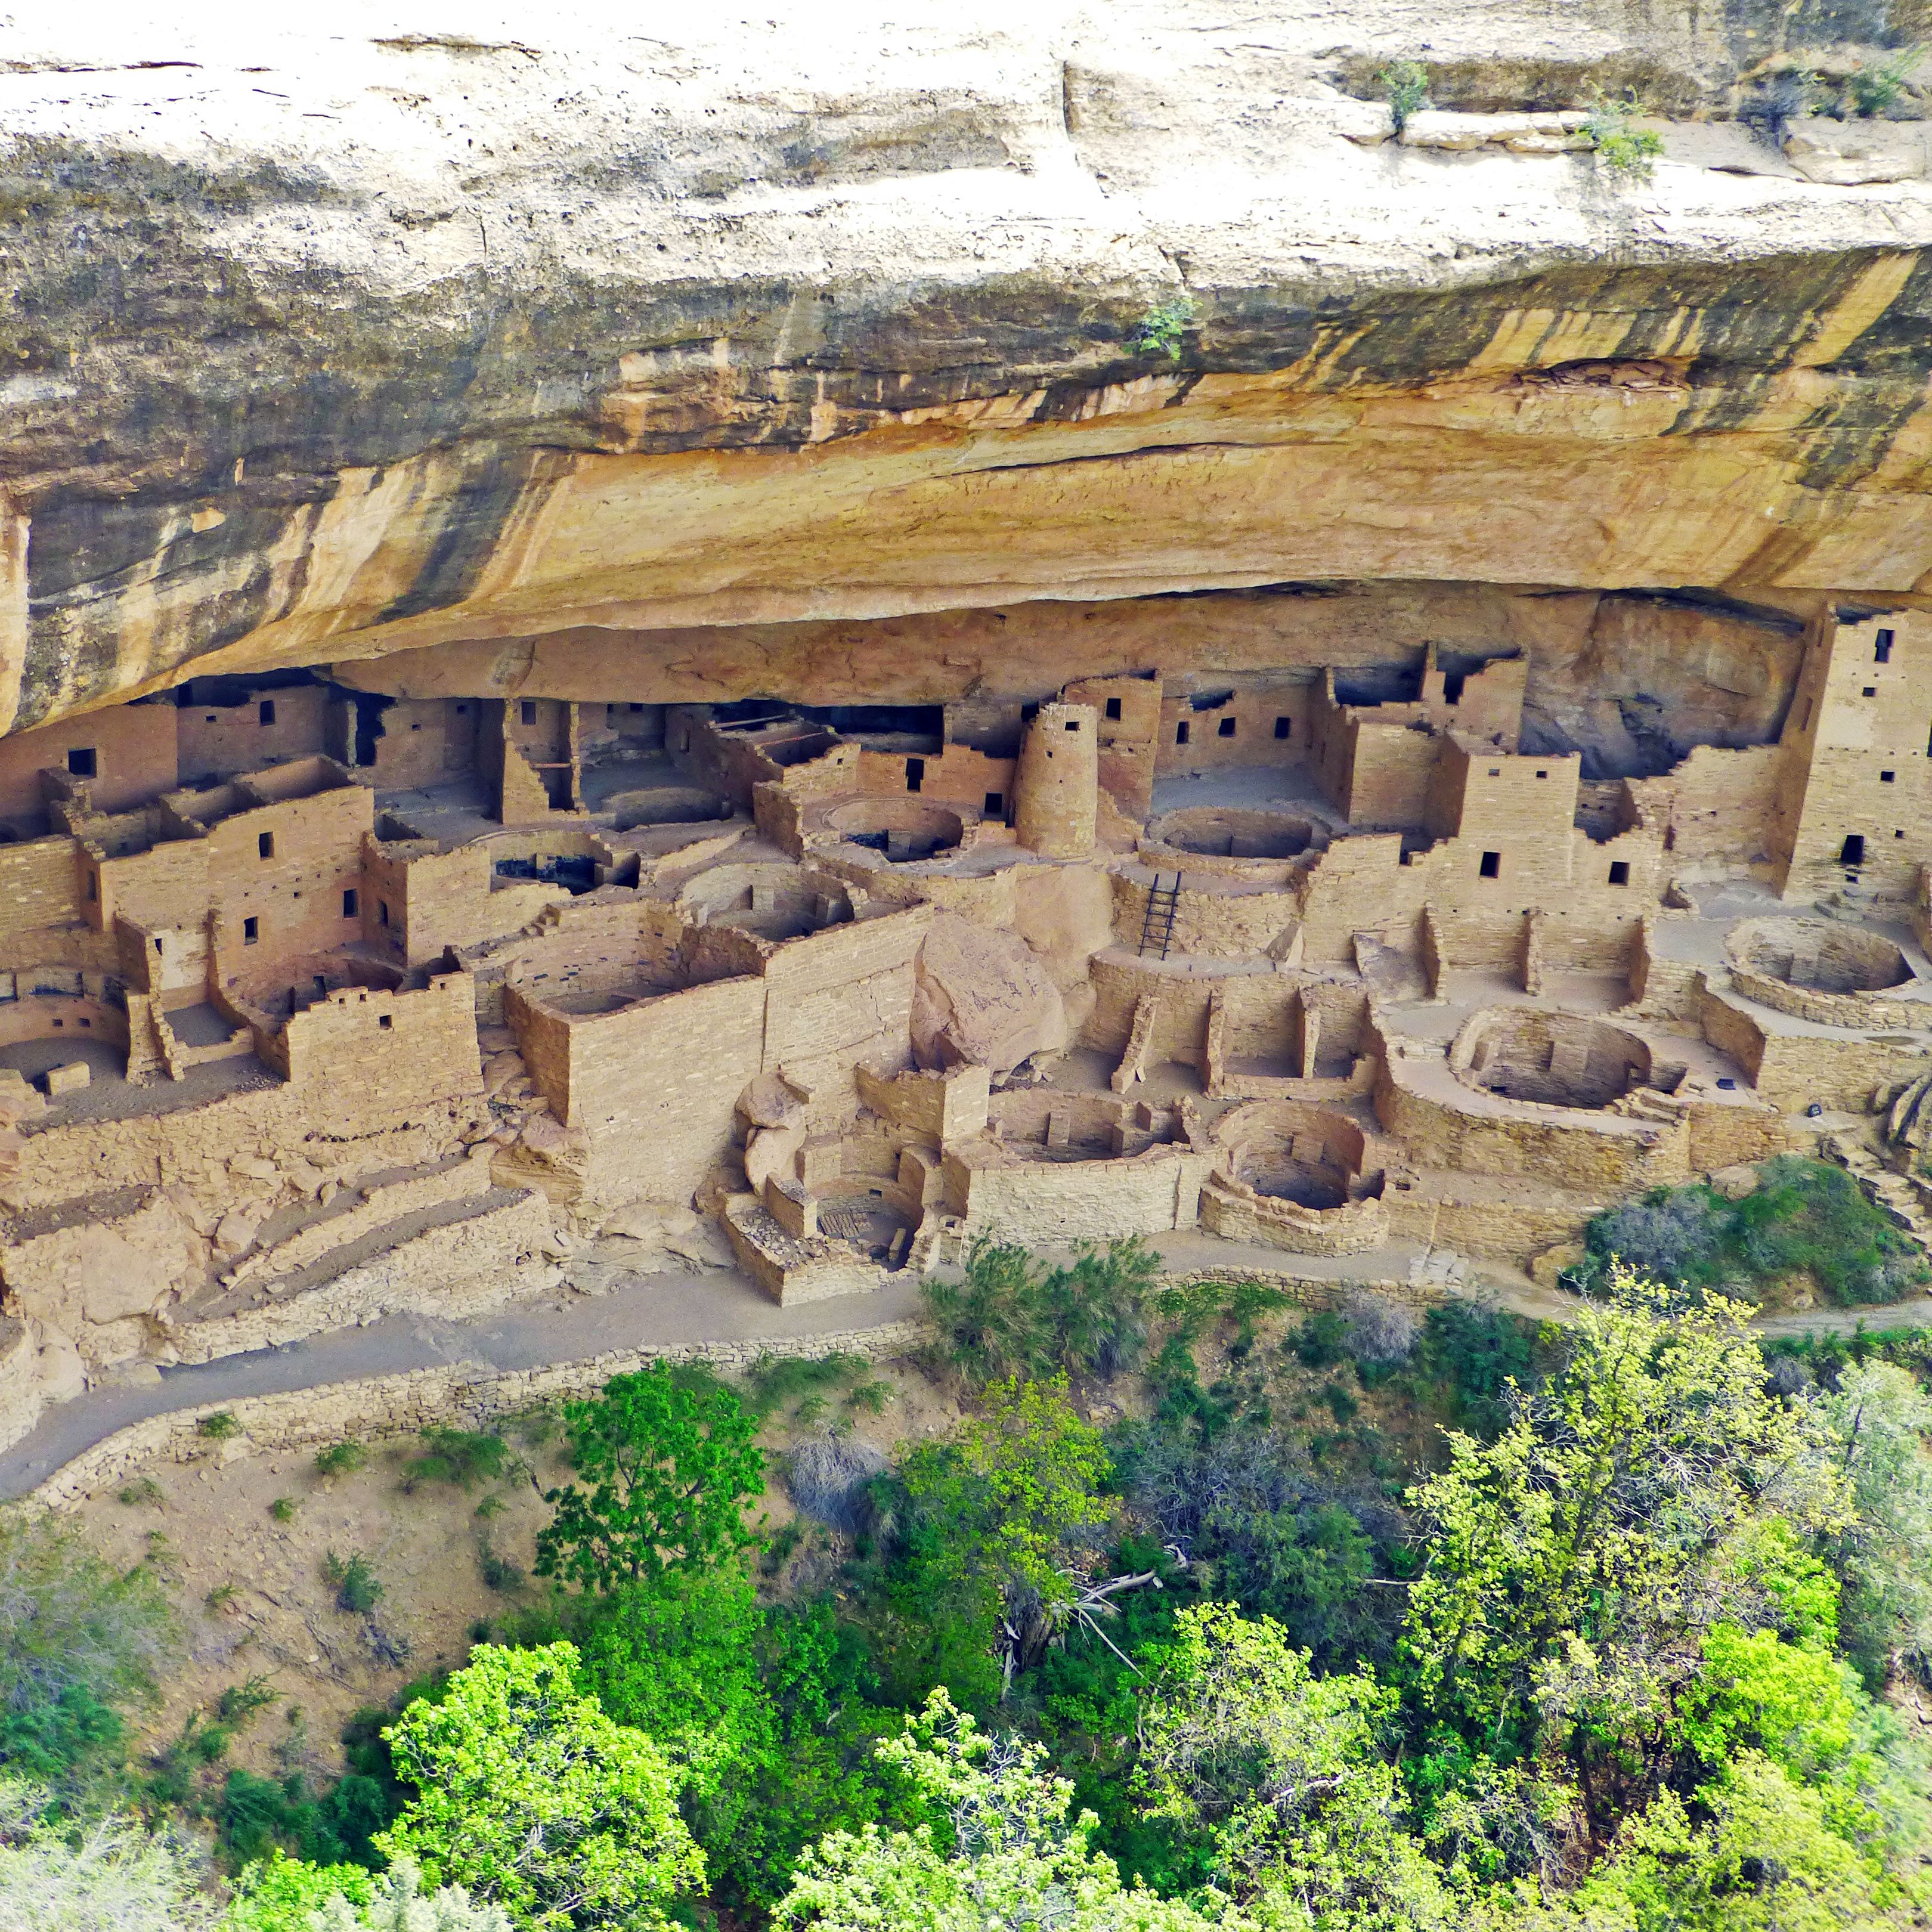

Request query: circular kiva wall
[
  {"left": 822, "top": 796, "right": 967, "bottom": 861},
  {"left": 1451, "top": 1009, "right": 1659, "bottom": 1110},
  {"left": 1202, "top": 1098, "right": 1387, "bottom": 1254},
  {"left": 1726, "top": 918, "right": 1928, "bottom": 1027},
  {"left": 677, "top": 863, "right": 851, "bottom": 940},
  {"left": 1144, "top": 807, "right": 1323, "bottom": 866},
  {"left": 606, "top": 785, "right": 733, "bottom": 831}
]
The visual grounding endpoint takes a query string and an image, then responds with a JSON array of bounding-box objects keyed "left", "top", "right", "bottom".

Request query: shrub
[
  {"left": 314, "top": 1442, "right": 367, "bottom": 1480},
  {"left": 215, "top": 1676, "right": 277, "bottom": 1728},
  {"left": 1293, "top": 1309, "right": 1351, "bottom": 1370},
  {"left": 269, "top": 1497, "right": 298, "bottom": 1524},
  {"left": 787, "top": 1432, "right": 888, "bottom": 1535},
  {"left": 1132, "top": 295, "right": 1196, "bottom": 361},
  {"left": 1584, "top": 89, "right": 1665, "bottom": 178},
  {"left": 1380, "top": 58, "right": 1430, "bottom": 131},
  {"left": 476, "top": 1540, "right": 524, "bottom": 1594},
  {"left": 197, "top": 1411, "right": 240, "bottom": 1441},
  {"left": 398, "top": 1429, "right": 514, "bottom": 1493},
  {"left": 1843, "top": 48, "right": 1920, "bottom": 117},
  {"left": 1340, "top": 1289, "right": 1420, "bottom": 1367},
  {"left": 1582, "top": 1157, "right": 1926, "bottom": 1307},
  {"left": 745, "top": 1351, "right": 871, "bottom": 1421},
  {"left": 117, "top": 1476, "right": 163, "bottom": 1508},
  {"left": 321, "top": 1553, "right": 383, "bottom": 1615},
  {"left": 0, "top": 1515, "right": 174, "bottom": 1781}
]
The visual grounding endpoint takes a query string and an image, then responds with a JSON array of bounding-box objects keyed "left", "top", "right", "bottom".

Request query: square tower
[{"left": 1769, "top": 609, "right": 1932, "bottom": 900}]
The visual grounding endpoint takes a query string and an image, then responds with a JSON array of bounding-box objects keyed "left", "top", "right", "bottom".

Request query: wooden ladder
[{"left": 1138, "top": 872, "right": 1180, "bottom": 958}]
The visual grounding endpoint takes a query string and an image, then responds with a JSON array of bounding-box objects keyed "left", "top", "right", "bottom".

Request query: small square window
[
  {"left": 259, "top": 699, "right": 275, "bottom": 725},
  {"left": 1897, "top": 829, "right": 1908, "bottom": 839},
  {"left": 342, "top": 888, "right": 359, "bottom": 918},
  {"left": 1064, "top": 719, "right": 1080, "bottom": 732},
  {"left": 1104, "top": 696, "right": 1122, "bottom": 720},
  {"left": 1882, "top": 770, "right": 1896, "bottom": 783},
  {"left": 1488, "top": 767, "right": 1501, "bottom": 778},
  {"left": 1217, "top": 717, "right": 1237, "bottom": 738},
  {"left": 1176, "top": 722, "right": 1190, "bottom": 745},
  {"left": 1534, "top": 769, "right": 1547, "bottom": 779},
  {"left": 66, "top": 747, "right": 96, "bottom": 778},
  {"left": 1608, "top": 860, "right": 1630, "bottom": 886},
  {"left": 1479, "top": 851, "right": 1501, "bottom": 878},
  {"left": 984, "top": 792, "right": 1004, "bottom": 815},
  {"left": 378, "top": 1014, "right": 392, "bottom": 1031},
  {"left": 520, "top": 699, "right": 537, "bottom": 726},
  {"left": 242, "top": 916, "right": 259, "bottom": 945},
  {"left": 1863, "top": 687, "right": 1878, "bottom": 698},
  {"left": 258, "top": 831, "right": 274, "bottom": 859},
  {"left": 1274, "top": 716, "right": 1292, "bottom": 739}
]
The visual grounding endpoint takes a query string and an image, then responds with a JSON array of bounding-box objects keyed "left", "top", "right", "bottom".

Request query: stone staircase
[
  {"left": 169, "top": 1156, "right": 561, "bottom": 1364},
  {"left": 1606, "top": 1085, "right": 1692, "bottom": 1127}
]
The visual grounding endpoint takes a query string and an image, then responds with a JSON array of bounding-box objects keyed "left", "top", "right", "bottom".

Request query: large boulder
[{"left": 912, "top": 914, "right": 1068, "bottom": 1075}]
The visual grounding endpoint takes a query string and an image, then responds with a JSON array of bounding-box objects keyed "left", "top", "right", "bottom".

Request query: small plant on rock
[
  {"left": 1379, "top": 58, "right": 1430, "bottom": 132},
  {"left": 269, "top": 1495, "right": 298, "bottom": 1523},
  {"left": 197, "top": 1410, "right": 240, "bottom": 1441},
  {"left": 1133, "top": 294, "right": 1196, "bottom": 361},
  {"left": 1844, "top": 48, "right": 1921, "bottom": 117},
  {"left": 215, "top": 1673, "right": 278, "bottom": 1727},
  {"left": 117, "top": 1476, "right": 163, "bottom": 1508},
  {"left": 1584, "top": 88, "right": 1665, "bottom": 177}
]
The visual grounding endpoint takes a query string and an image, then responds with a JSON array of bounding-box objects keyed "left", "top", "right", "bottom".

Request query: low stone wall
[{"left": 21, "top": 1317, "right": 937, "bottom": 1513}]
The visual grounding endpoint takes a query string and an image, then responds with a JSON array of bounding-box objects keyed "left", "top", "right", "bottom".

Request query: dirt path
[
  {"left": 0, "top": 1259, "right": 924, "bottom": 1501},
  {"left": 5, "top": 1231, "right": 1928, "bottom": 1505}
]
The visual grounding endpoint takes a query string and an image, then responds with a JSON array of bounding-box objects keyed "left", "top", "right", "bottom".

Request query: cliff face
[{"left": 4, "top": 1, "right": 1932, "bottom": 732}]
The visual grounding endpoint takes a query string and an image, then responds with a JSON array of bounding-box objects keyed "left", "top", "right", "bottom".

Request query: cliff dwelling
[{"left": 5, "top": 0, "right": 1932, "bottom": 1468}]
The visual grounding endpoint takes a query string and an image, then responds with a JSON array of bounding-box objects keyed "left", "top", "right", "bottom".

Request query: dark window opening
[
  {"left": 377, "top": 900, "right": 390, "bottom": 928},
  {"left": 1608, "top": 860, "right": 1630, "bottom": 886},
  {"left": 905, "top": 757, "right": 925, "bottom": 794},
  {"left": 1882, "top": 769, "right": 1896, "bottom": 783},
  {"left": 456, "top": 702, "right": 469, "bottom": 714},
  {"left": 378, "top": 1014, "right": 392, "bottom": 1031},
  {"left": 1877, "top": 629, "right": 1894, "bottom": 662},
  {"left": 258, "top": 831, "right": 274, "bottom": 859},
  {"left": 1479, "top": 851, "right": 1501, "bottom": 879},
  {"left": 259, "top": 699, "right": 275, "bottom": 725},
  {"left": 242, "top": 916, "right": 259, "bottom": 944},
  {"left": 520, "top": 699, "right": 538, "bottom": 726},
  {"left": 1488, "top": 767, "right": 1501, "bottom": 777},
  {"left": 1176, "top": 721, "right": 1190, "bottom": 746},
  {"left": 1064, "top": 719, "right": 1080, "bottom": 732},
  {"left": 1841, "top": 834, "right": 1866, "bottom": 867},
  {"left": 1274, "top": 716, "right": 1292, "bottom": 739},
  {"left": 153, "top": 937, "right": 164, "bottom": 955},
  {"left": 1021, "top": 702, "right": 1040, "bottom": 724},
  {"left": 1442, "top": 671, "right": 1466, "bottom": 704},
  {"left": 85, "top": 875, "right": 97, "bottom": 902},
  {"left": 1863, "top": 687, "right": 1878, "bottom": 698},
  {"left": 630, "top": 702, "right": 645, "bottom": 712},
  {"left": 1898, "top": 829, "right": 1908, "bottom": 839},
  {"left": 66, "top": 747, "right": 95, "bottom": 778},
  {"left": 1534, "top": 769, "right": 1548, "bottom": 779},
  {"left": 1104, "top": 696, "right": 1122, "bottom": 720},
  {"left": 984, "top": 792, "right": 1004, "bottom": 816},
  {"left": 342, "top": 888, "right": 358, "bottom": 918},
  {"left": 1218, "top": 716, "right": 1237, "bottom": 738}
]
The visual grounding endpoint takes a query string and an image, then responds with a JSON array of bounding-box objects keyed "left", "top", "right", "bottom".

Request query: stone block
[{"left": 42, "top": 1061, "right": 89, "bottom": 1096}]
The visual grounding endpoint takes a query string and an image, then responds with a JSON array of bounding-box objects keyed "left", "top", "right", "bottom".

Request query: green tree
[
  {"left": 536, "top": 1365, "right": 764, "bottom": 1592},
  {"left": 1399, "top": 1269, "right": 1846, "bottom": 1820},
  {"left": 0, "top": 1774, "right": 218, "bottom": 1931},
  {"left": 776, "top": 1689, "right": 1238, "bottom": 1931},
  {"left": 1134, "top": 1603, "right": 1450, "bottom": 1928},
  {"left": 0, "top": 1515, "right": 174, "bottom": 1780},
  {"left": 375, "top": 1643, "right": 703, "bottom": 1930},
  {"left": 1818, "top": 1361, "right": 1932, "bottom": 1683},
  {"left": 903, "top": 1376, "right": 1115, "bottom": 1685},
  {"left": 309, "top": 1860, "right": 512, "bottom": 1931}
]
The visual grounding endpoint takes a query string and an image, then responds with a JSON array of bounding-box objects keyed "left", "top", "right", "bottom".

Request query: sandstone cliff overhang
[{"left": 4, "top": 4, "right": 1932, "bottom": 731}]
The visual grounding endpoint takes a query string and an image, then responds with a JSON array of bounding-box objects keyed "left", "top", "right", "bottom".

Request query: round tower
[{"left": 1014, "top": 702, "right": 1100, "bottom": 857}]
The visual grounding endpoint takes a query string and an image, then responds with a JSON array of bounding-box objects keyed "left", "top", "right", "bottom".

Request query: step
[
  {"left": 169, "top": 1188, "right": 557, "bottom": 1364},
  {"left": 224, "top": 1150, "right": 496, "bottom": 1294}
]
